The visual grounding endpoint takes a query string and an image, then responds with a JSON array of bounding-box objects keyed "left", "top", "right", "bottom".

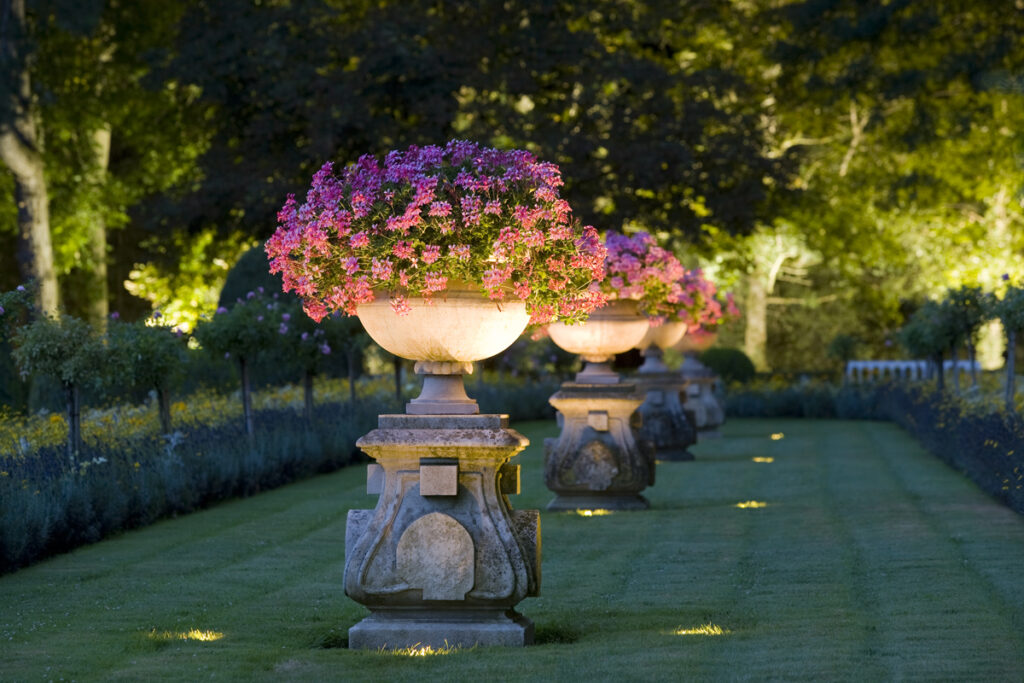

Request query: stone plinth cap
[
  {"left": 377, "top": 414, "right": 509, "bottom": 430},
  {"left": 557, "top": 382, "right": 637, "bottom": 397}
]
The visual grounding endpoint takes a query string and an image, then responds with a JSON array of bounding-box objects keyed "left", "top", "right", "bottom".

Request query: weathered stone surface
[
  {"left": 633, "top": 369, "right": 697, "bottom": 461},
  {"left": 543, "top": 380, "right": 653, "bottom": 511},
  {"left": 345, "top": 414, "right": 539, "bottom": 649},
  {"left": 348, "top": 609, "right": 534, "bottom": 650},
  {"left": 396, "top": 512, "right": 474, "bottom": 600},
  {"left": 680, "top": 355, "right": 725, "bottom": 432},
  {"left": 419, "top": 462, "right": 459, "bottom": 496}
]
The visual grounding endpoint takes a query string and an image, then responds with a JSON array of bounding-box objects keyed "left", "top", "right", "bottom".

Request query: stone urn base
[
  {"left": 345, "top": 414, "right": 539, "bottom": 650},
  {"left": 349, "top": 609, "right": 534, "bottom": 650},
  {"left": 634, "top": 370, "right": 697, "bottom": 461},
  {"left": 680, "top": 355, "right": 725, "bottom": 434},
  {"left": 543, "top": 379, "right": 654, "bottom": 511}
]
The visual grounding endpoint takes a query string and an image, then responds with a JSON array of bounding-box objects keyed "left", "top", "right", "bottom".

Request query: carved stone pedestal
[
  {"left": 680, "top": 355, "right": 725, "bottom": 436},
  {"left": 633, "top": 346, "right": 697, "bottom": 461},
  {"left": 345, "top": 414, "right": 540, "bottom": 650},
  {"left": 544, "top": 375, "right": 654, "bottom": 511}
]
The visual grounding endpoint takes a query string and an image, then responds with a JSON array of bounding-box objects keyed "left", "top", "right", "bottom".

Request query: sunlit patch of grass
[
  {"left": 674, "top": 623, "right": 730, "bottom": 636},
  {"left": 382, "top": 642, "right": 459, "bottom": 656},
  {"left": 735, "top": 500, "right": 768, "bottom": 509},
  {"left": 575, "top": 509, "right": 613, "bottom": 517},
  {"left": 147, "top": 628, "right": 224, "bottom": 642},
  {"left": 770, "top": 433, "right": 784, "bottom": 440},
  {"left": 752, "top": 456, "right": 774, "bottom": 463}
]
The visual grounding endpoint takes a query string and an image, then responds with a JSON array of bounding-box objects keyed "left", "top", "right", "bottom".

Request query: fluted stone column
[
  {"left": 345, "top": 413, "right": 540, "bottom": 649},
  {"left": 544, "top": 362, "right": 654, "bottom": 511}
]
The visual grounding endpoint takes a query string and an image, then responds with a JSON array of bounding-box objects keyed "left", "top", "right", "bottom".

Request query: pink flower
[
  {"left": 390, "top": 295, "right": 412, "bottom": 315},
  {"left": 450, "top": 244, "right": 471, "bottom": 260},
  {"left": 428, "top": 201, "right": 452, "bottom": 217},
  {"left": 343, "top": 257, "right": 360, "bottom": 274},
  {"left": 349, "top": 232, "right": 370, "bottom": 248},
  {"left": 392, "top": 241, "right": 416, "bottom": 261},
  {"left": 371, "top": 257, "right": 394, "bottom": 281},
  {"left": 421, "top": 244, "right": 441, "bottom": 264}
]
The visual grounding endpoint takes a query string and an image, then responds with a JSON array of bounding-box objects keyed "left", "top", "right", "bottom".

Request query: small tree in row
[{"left": 994, "top": 284, "right": 1024, "bottom": 410}]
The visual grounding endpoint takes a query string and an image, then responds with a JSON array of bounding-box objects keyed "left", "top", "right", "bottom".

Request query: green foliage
[
  {"left": 898, "top": 300, "right": 955, "bottom": 359},
  {"left": 994, "top": 283, "right": 1024, "bottom": 333},
  {"left": 0, "top": 286, "right": 35, "bottom": 339},
  {"left": 105, "top": 318, "right": 187, "bottom": 393},
  {"left": 826, "top": 333, "right": 859, "bottom": 364},
  {"left": 945, "top": 285, "right": 990, "bottom": 344},
  {"left": 192, "top": 292, "right": 281, "bottom": 362},
  {"left": 700, "top": 347, "right": 756, "bottom": 384},
  {"left": 218, "top": 247, "right": 292, "bottom": 310},
  {"left": 11, "top": 315, "right": 105, "bottom": 389}
]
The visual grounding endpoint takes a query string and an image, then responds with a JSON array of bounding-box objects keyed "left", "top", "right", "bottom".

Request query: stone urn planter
[
  {"left": 675, "top": 330, "right": 725, "bottom": 435},
  {"left": 344, "top": 286, "right": 541, "bottom": 649},
  {"left": 544, "top": 300, "right": 656, "bottom": 510},
  {"left": 633, "top": 321, "right": 697, "bottom": 461}
]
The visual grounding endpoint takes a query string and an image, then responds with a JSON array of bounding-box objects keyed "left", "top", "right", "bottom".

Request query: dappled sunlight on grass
[
  {"left": 770, "top": 433, "right": 784, "bottom": 441},
  {"left": 752, "top": 457, "right": 774, "bottom": 463},
  {"left": 735, "top": 500, "right": 768, "bottom": 509},
  {"left": 575, "top": 509, "right": 614, "bottom": 517}
]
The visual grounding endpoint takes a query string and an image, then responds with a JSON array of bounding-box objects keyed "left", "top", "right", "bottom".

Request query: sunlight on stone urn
[
  {"left": 345, "top": 287, "right": 539, "bottom": 650},
  {"left": 356, "top": 284, "right": 530, "bottom": 414},
  {"left": 544, "top": 300, "right": 656, "bottom": 511}
]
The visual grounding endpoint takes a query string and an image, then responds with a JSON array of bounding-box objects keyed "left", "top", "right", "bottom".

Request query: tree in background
[
  {"left": 106, "top": 316, "right": 187, "bottom": 434},
  {"left": 11, "top": 313, "right": 106, "bottom": 460},
  {"left": 993, "top": 283, "right": 1024, "bottom": 410}
]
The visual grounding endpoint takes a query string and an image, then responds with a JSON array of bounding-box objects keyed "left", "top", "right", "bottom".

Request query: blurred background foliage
[{"left": 1, "top": 0, "right": 1023, "bottom": 387}]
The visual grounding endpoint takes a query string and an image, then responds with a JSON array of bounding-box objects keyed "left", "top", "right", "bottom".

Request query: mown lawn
[{"left": 2, "top": 418, "right": 1023, "bottom": 681}]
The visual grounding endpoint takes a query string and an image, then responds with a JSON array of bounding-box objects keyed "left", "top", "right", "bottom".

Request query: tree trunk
[
  {"left": 346, "top": 348, "right": 357, "bottom": 404},
  {"left": 934, "top": 352, "right": 945, "bottom": 391},
  {"left": 303, "top": 369, "right": 314, "bottom": 422},
  {"left": 239, "top": 356, "right": 254, "bottom": 437},
  {"left": 967, "top": 339, "right": 978, "bottom": 387},
  {"left": 0, "top": 0, "right": 59, "bottom": 315},
  {"left": 1007, "top": 328, "right": 1017, "bottom": 411},
  {"left": 65, "top": 382, "right": 81, "bottom": 463},
  {"left": 951, "top": 343, "right": 960, "bottom": 393},
  {"left": 744, "top": 270, "right": 769, "bottom": 371},
  {"left": 157, "top": 386, "right": 172, "bottom": 435},
  {"left": 85, "top": 125, "right": 111, "bottom": 331}
]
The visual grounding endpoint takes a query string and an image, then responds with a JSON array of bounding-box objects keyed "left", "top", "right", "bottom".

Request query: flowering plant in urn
[
  {"left": 265, "top": 140, "right": 607, "bottom": 413},
  {"left": 675, "top": 269, "right": 741, "bottom": 353},
  {"left": 265, "top": 140, "right": 606, "bottom": 324}
]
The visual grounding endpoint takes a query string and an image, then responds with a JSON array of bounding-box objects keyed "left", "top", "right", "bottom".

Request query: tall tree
[{"left": 0, "top": 0, "right": 59, "bottom": 314}]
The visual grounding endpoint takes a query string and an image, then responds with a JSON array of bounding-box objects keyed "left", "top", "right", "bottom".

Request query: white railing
[{"left": 845, "top": 359, "right": 981, "bottom": 384}]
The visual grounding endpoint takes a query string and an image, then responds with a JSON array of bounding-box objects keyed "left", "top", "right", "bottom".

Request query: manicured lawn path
[{"left": 2, "top": 418, "right": 1023, "bottom": 681}]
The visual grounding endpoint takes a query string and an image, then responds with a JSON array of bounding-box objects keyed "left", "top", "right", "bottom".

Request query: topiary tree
[
  {"left": 274, "top": 302, "right": 368, "bottom": 420},
  {"left": 106, "top": 316, "right": 188, "bottom": 434},
  {"left": 699, "top": 347, "right": 756, "bottom": 384},
  {"left": 11, "top": 314, "right": 107, "bottom": 462},
  {"left": 827, "top": 333, "right": 859, "bottom": 379},
  {"left": 944, "top": 285, "right": 990, "bottom": 390},
  {"left": 993, "top": 283, "right": 1024, "bottom": 410},
  {"left": 899, "top": 300, "right": 957, "bottom": 391},
  {"left": 193, "top": 291, "right": 281, "bottom": 437}
]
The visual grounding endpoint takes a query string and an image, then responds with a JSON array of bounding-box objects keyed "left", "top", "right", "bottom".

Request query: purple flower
[
  {"left": 1003, "top": 273, "right": 1011, "bottom": 282},
  {"left": 16, "top": 285, "right": 25, "bottom": 292},
  {"left": 279, "top": 323, "right": 288, "bottom": 334},
  {"left": 320, "top": 344, "right": 331, "bottom": 355},
  {"left": 0, "top": 306, "right": 5, "bottom": 315},
  {"left": 110, "top": 311, "right": 120, "bottom": 320},
  {"left": 224, "top": 352, "right": 231, "bottom": 359},
  {"left": 246, "top": 291, "right": 255, "bottom": 299},
  {"left": 153, "top": 311, "right": 162, "bottom": 319},
  {"left": 257, "top": 315, "right": 264, "bottom": 322},
  {"left": 301, "top": 332, "right": 309, "bottom": 341},
  {"left": 281, "top": 313, "right": 291, "bottom": 322},
  {"left": 216, "top": 306, "right": 228, "bottom": 315}
]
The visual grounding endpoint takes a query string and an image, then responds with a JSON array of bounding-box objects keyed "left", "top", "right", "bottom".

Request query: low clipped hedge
[
  {"left": 725, "top": 380, "right": 1024, "bottom": 514},
  {"left": 0, "top": 399, "right": 385, "bottom": 574}
]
